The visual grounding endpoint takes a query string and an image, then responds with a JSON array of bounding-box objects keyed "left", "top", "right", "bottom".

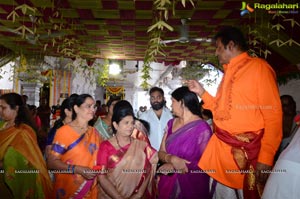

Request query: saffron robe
[{"left": 199, "top": 52, "right": 282, "bottom": 189}]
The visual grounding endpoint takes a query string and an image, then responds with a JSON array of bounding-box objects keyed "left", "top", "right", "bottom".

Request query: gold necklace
[
  {"left": 69, "top": 123, "right": 88, "bottom": 130},
  {"left": 115, "top": 135, "right": 131, "bottom": 150},
  {"left": 69, "top": 123, "right": 88, "bottom": 135},
  {"left": 76, "top": 126, "right": 88, "bottom": 130}
]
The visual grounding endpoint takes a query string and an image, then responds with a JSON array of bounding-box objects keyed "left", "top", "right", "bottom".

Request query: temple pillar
[{"left": 21, "top": 81, "right": 43, "bottom": 106}]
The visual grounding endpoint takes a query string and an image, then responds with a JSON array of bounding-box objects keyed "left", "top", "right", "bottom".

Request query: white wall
[
  {"left": 279, "top": 79, "right": 300, "bottom": 111},
  {"left": 0, "top": 62, "right": 14, "bottom": 89},
  {"left": 94, "top": 86, "right": 105, "bottom": 103}
]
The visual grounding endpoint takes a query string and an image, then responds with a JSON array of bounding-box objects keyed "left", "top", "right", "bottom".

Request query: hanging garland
[
  {"left": 106, "top": 86, "right": 125, "bottom": 99},
  {"left": 181, "top": 62, "right": 210, "bottom": 80},
  {"left": 142, "top": 0, "right": 195, "bottom": 89},
  {"left": 97, "top": 59, "right": 109, "bottom": 87},
  {"left": 106, "top": 86, "right": 124, "bottom": 95}
]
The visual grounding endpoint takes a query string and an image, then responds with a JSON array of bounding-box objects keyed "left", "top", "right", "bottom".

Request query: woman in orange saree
[
  {"left": 48, "top": 94, "right": 102, "bottom": 198},
  {"left": 0, "top": 93, "right": 52, "bottom": 198},
  {"left": 97, "top": 100, "right": 158, "bottom": 199}
]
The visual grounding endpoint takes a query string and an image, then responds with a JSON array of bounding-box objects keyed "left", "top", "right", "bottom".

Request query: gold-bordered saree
[
  {"left": 214, "top": 125, "right": 264, "bottom": 199},
  {"left": 98, "top": 139, "right": 158, "bottom": 199},
  {"left": 0, "top": 123, "right": 52, "bottom": 199}
]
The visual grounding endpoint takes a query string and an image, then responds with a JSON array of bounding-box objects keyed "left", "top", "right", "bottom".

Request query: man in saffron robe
[{"left": 187, "top": 26, "right": 282, "bottom": 199}]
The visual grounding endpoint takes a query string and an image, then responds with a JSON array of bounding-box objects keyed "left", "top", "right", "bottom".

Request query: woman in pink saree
[
  {"left": 158, "top": 86, "right": 212, "bottom": 199},
  {"left": 97, "top": 100, "right": 158, "bottom": 199}
]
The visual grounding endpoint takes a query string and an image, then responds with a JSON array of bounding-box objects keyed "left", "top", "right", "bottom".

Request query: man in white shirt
[{"left": 139, "top": 87, "right": 173, "bottom": 151}]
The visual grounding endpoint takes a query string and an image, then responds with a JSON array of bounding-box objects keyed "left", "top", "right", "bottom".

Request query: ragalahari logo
[{"left": 240, "top": 2, "right": 254, "bottom": 16}]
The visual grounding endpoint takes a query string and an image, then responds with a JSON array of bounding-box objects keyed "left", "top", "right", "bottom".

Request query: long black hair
[
  {"left": 0, "top": 93, "right": 37, "bottom": 132},
  {"left": 171, "top": 86, "right": 202, "bottom": 117},
  {"left": 53, "top": 94, "right": 78, "bottom": 129}
]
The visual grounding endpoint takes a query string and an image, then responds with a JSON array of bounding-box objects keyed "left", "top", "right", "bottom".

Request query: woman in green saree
[
  {"left": 94, "top": 97, "right": 120, "bottom": 140},
  {"left": 0, "top": 93, "right": 52, "bottom": 198}
]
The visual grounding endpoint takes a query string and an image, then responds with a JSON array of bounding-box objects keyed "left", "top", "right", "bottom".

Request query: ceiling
[{"left": 0, "top": 0, "right": 300, "bottom": 83}]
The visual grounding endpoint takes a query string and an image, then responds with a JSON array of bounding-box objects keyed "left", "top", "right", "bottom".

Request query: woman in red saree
[
  {"left": 47, "top": 94, "right": 102, "bottom": 198},
  {"left": 0, "top": 93, "right": 52, "bottom": 198},
  {"left": 97, "top": 100, "right": 158, "bottom": 199}
]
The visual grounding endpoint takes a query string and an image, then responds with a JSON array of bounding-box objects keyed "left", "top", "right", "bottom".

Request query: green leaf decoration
[
  {"left": 272, "top": 12, "right": 286, "bottom": 20},
  {"left": 14, "top": 25, "right": 34, "bottom": 38},
  {"left": 6, "top": 10, "right": 19, "bottom": 22},
  {"left": 282, "top": 39, "right": 300, "bottom": 47},
  {"left": 97, "top": 59, "right": 110, "bottom": 87},
  {"left": 271, "top": 23, "right": 285, "bottom": 31},
  {"left": 15, "top": 4, "right": 36, "bottom": 15},
  {"left": 52, "top": 38, "right": 57, "bottom": 47},
  {"left": 142, "top": 0, "right": 194, "bottom": 88},
  {"left": 44, "top": 43, "right": 48, "bottom": 51},
  {"left": 188, "top": 0, "right": 195, "bottom": 7},
  {"left": 259, "top": 49, "right": 271, "bottom": 59},
  {"left": 181, "top": 62, "right": 210, "bottom": 80},
  {"left": 269, "top": 39, "right": 285, "bottom": 47},
  {"left": 283, "top": 18, "right": 300, "bottom": 28},
  {"left": 249, "top": 39, "right": 260, "bottom": 46}
]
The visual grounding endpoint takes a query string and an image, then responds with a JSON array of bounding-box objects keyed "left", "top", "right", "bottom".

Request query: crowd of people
[{"left": 0, "top": 26, "right": 299, "bottom": 199}]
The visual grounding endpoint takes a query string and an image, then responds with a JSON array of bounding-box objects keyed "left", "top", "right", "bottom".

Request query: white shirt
[
  {"left": 262, "top": 127, "right": 300, "bottom": 199},
  {"left": 139, "top": 107, "right": 173, "bottom": 151}
]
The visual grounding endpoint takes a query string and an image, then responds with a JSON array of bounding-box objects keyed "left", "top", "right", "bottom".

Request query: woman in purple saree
[{"left": 158, "top": 86, "right": 212, "bottom": 199}]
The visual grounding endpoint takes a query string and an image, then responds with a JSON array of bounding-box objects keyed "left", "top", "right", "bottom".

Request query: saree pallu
[
  {"left": 0, "top": 124, "right": 52, "bottom": 198},
  {"left": 94, "top": 117, "right": 113, "bottom": 140},
  {"left": 131, "top": 129, "right": 149, "bottom": 144},
  {"left": 51, "top": 125, "right": 101, "bottom": 199},
  {"left": 131, "top": 121, "right": 151, "bottom": 146},
  {"left": 98, "top": 139, "right": 158, "bottom": 199},
  {"left": 158, "top": 119, "right": 212, "bottom": 199},
  {"left": 214, "top": 125, "right": 264, "bottom": 199}
]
